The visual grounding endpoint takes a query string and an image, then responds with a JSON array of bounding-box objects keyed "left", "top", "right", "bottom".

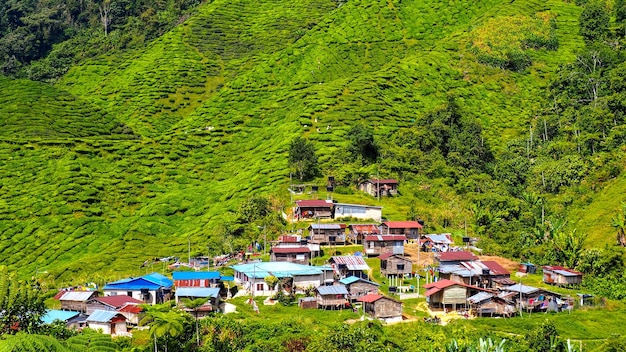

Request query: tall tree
[
  {"left": 181, "top": 297, "right": 209, "bottom": 347},
  {"left": 346, "top": 124, "right": 379, "bottom": 164},
  {"left": 288, "top": 137, "right": 319, "bottom": 181},
  {"left": 579, "top": 1, "right": 610, "bottom": 43},
  {"left": 0, "top": 266, "right": 46, "bottom": 335}
]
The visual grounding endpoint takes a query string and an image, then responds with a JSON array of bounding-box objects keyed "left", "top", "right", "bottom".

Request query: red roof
[
  {"left": 95, "top": 295, "right": 144, "bottom": 309},
  {"left": 369, "top": 179, "right": 398, "bottom": 185},
  {"left": 364, "top": 235, "right": 407, "bottom": 242},
  {"left": 279, "top": 235, "right": 300, "bottom": 243},
  {"left": 383, "top": 221, "right": 423, "bottom": 229},
  {"left": 357, "top": 293, "right": 383, "bottom": 303},
  {"left": 482, "top": 261, "right": 510, "bottom": 276},
  {"left": 118, "top": 303, "right": 143, "bottom": 314},
  {"left": 423, "top": 279, "right": 490, "bottom": 297},
  {"left": 349, "top": 224, "right": 380, "bottom": 234},
  {"left": 437, "top": 251, "right": 478, "bottom": 262},
  {"left": 296, "top": 200, "right": 333, "bottom": 208},
  {"left": 271, "top": 246, "right": 310, "bottom": 254}
]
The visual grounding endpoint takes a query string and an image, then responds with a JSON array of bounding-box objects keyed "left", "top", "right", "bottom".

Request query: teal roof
[
  {"left": 339, "top": 276, "right": 379, "bottom": 286},
  {"left": 176, "top": 287, "right": 220, "bottom": 298},
  {"left": 87, "top": 310, "right": 120, "bottom": 323},
  {"left": 42, "top": 310, "right": 79, "bottom": 324},
  {"left": 231, "top": 262, "right": 327, "bottom": 279}
]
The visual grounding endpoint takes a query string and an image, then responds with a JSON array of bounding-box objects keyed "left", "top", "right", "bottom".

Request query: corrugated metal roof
[
  {"left": 330, "top": 256, "right": 370, "bottom": 271},
  {"left": 383, "top": 221, "right": 422, "bottom": 229},
  {"left": 505, "top": 283, "right": 539, "bottom": 295},
  {"left": 58, "top": 291, "right": 96, "bottom": 302},
  {"left": 357, "top": 293, "right": 383, "bottom": 303},
  {"left": 95, "top": 295, "right": 144, "bottom": 308},
  {"left": 339, "top": 276, "right": 360, "bottom": 285},
  {"left": 364, "top": 235, "right": 407, "bottom": 241},
  {"left": 173, "top": 271, "right": 221, "bottom": 280},
  {"left": 542, "top": 266, "right": 582, "bottom": 276},
  {"left": 143, "top": 272, "right": 173, "bottom": 287},
  {"left": 310, "top": 224, "right": 342, "bottom": 230},
  {"left": 104, "top": 277, "right": 162, "bottom": 291},
  {"left": 482, "top": 261, "right": 510, "bottom": 276},
  {"left": 425, "top": 234, "right": 453, "bottom": 244},
  {"left": 176, "top": 287, "right": 220, "bottom": 298},
  {"left": 87, "top": 310, "right": 120, "bottom": 323},
  {"left": 271, "top": 246, "right": 310, "bottom": 254},
  {"left": 317, "top": 285, "right": 348, "bottom": 295},
  {"left": 467, "top": 291, "right": 494, "bottom": 304},
  {"left": 437, "top": 251, "right": 478, "bottom": 262},
  {"left": 349, "top": 224, "right": 381, "bottom": 234},
  {"left": 42, "top": 310, "right": 80, "bottom": 324},
  {"left": 296, "top": 200, "right": 333, "bottom": 208},
  {"left": 220, "top": 276, "right": 234, "bottom": 281},
  {"left": 368, "top": 179, "right": 398, "bottom": 184},
  {"left": 231, "top": 262, "right": 326, "bottom": 279}
]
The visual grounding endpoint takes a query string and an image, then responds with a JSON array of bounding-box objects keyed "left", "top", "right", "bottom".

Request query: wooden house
[
  {"left": 499, "top": 283, "right": 561, "bottom": 312},
  {"left": 357, "top": 293, "right": 403, "bottom": 322},
  {"left": 359, "top": 179, "right": 399, "bottom": 197},
  {"left": 308, "top": 223, "right": 346, "bottom": 244},
  {"left": 173, "top": 271, "right": 221, "bottom": 288},
  {"left": 363, "top": 234, "right": 406, "bottom": 257},
  {"left": 379, "top": 253, "right": 413, "bottom": 277},
  {"left": 270, "top": 246, "right": 311, "bottom": 265},
  {"left": 103, "top": 272, "right": 173, "bottom": 305},
  {"left": 56, "top": 290, "right": 98, "bottom": 313},
  {"left": 467, "top": 292, "right": 517, "bottom": 317},
  {"left": 380, "top": 221, "right": 423, "bottom": 240},
  {"left": 339, "top": 276, "right": 379, "bottom": 301},
  {"left": 424, "top": 279, "right": 492, "bottom": 311},
  {"left": 86, "top": 310, "right": 127, "bottom": 335},
  {"left": 295, "top": 200, "right": 333, "bottom": 220},
  {"left": 334, "top": 203, "right": 382, "bottom": 222},
  {"left": 329, "top": 255, "right": 370, "bottom": 279},
  {"left": 316, "top": 285, "right": 349, "bottom": 309},
  {"left": 86, "top": 295, "right": 144, "bottom": 315},
  {"left": 348, "top": 224, "right": 380, "bottom": 244},
  {"left": 542, "top": 266, "right": 583, "bottom": 286}
]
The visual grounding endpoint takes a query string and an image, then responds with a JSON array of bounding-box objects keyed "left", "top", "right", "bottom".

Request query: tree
[
  {"left": 181, "top": 297, "right": 209, "bottom": 347},
  {"left": 0, "top": 266, "right": 46, "bottom": 335},
  {"left": 346, "top": 124, "right": 379, "bottom": 164},
  {"left": 140, "top": 306, "right": 190, "bottom": 352},
  {"left": 579, "top": 1, "right": 610, "bottom": 43},
  {"left": 98, "top": 0, "right": 113, "bottom": 36},
  {"left": 0, "top": 332, "right": 69, "bottom": 352},
  {"left": 288, "top": 137, "right": 319, "bottom": 181}
]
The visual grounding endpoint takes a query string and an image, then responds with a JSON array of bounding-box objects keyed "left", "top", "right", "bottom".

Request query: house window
[
  {"left": 381, "top": 261, "right": 387, "bottom": 269},
  {"left": 369, "top": 242, "right": 374, "bottom": 248},
  {"left": 127, "top": 291, "right": 133, "bottom": 297},
  {"left": 256, "top": 283, "right": 264, "bottom": 291},
  {"left": 396, "top": 264, "right": 405, "bottom": 271},
  {"left": 296, "top": 254, "right": 305, "bottom": 260}
]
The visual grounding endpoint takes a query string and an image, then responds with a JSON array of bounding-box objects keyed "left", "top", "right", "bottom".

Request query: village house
[
  {"left": 270, "top": 246, "right": 311, "bottom": 265},
  {"left": 348, "top": 224, "right": 380, "bottom": 245},
  {"left": 339, "top": 276, "right": 380, "bottom": 301},
  {"left": 437, "top": 259, "right": 511, "bottom": 289},
  {"left": 379, "top": 253, "right": 413, "bottom": 277},
  {"left": 359, "top": 179, "right": 399, "bottom": 197},
  {"left": 467, "top": 292, "right": 517, "bottom": 317},
  {"left": 176, "top": 287, "right": 221, "bottom": 316},
  {"left": 86, "top": 310, "right": 128, "bottom": 336},
  {"left": 308, "top": 223, "right": 346, "bottom": 245},
  {"left": 329, "top": 255, "right": 370, "bottom": 279},
  {"left": 334, "top": 203, "right": 383, "bottom": 222},
  {"left": 436, "top": 251, "right": 479, "bottom": 265},
  {"left": 294, "top": 199, "right": 334, "bottom": 220},
  {"left": 86, "top": 295, "right": 144, "bottom": 315},
  {"left": 103, "top": 272, "right": 173, "bottom": 305},
  {"left": 380, "top": 221, "right": 423, "bottom": 240},
  {"left": 499, "top": 283, "right": 562, "bottom": 312},
  {"left": 274, "top": 234, "right": 321, "bottom": 258},
  {"left": 424, "top": 279, "right": 493, "bottom": 311},
  {"left": 231, "top": 262, "right": 334, "bottom": 296},
  {"left": 173, "top": 271, "right": 222, "bottom": 288},
  {"left": 542, "top": 265, "right": 583, "bottom": 286},
  {"left": 357, "top": 293, "right": 403, "bottom": 322},
  {"left": 363, "top": 234, "right": 406, "bottom": 257},
  {"left": 316, "top": 285, "right": 349, "bottom": 310},
  {"left": 55, "top": 290, "right": 98, "bottom": 313},
  {"left": 422, "top": 234, "right": 453, "bottom": 252}
]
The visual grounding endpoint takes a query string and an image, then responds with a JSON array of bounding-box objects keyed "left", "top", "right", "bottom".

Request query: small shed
[
  {"left": 518, "top": 262, "right": 537, "bottom": 274},
  {"left": 316, "top": 285, "right": 349, "bottom": 310},
  {"left": 298, "top": 296, "right": 318, "bottom": 309},
  {"left": 542, "top": 266, "right": 583, "bottom": 286},
  {"left": 339, "top": 276, "right": 379, "bottom": 301},
  {"left": 86, "top": 310, "right": 127, "bottom": 335},
  {"left": 379, "top": 253, "right": 413, "bottom": 277},
  {"left": 357, "top": 293, "right": 403, "bottom": 322},
  {"left": 42, "top": 310, "right": 80, "bottom": 326}
]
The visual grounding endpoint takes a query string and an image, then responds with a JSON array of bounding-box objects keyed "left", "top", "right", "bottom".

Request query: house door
[{"left": 111, "top": 323, "right": 116, "bottom": 335}]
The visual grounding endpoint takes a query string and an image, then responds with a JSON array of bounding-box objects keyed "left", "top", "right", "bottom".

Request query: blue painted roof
[
  {"left": 86, "top": 310, "right": 120, "bottom": 323},
  {"left": 173, "top": 271, "right": 221, "bottom": 280},
  {"left": 317, "top": 285, "right": 348, "bottom": 295},
  {"left": 175, "top": 287, "right": 220, "bottom": 298},
  {"left": 339, "top": 276, "right": 379, "bottom": 286},
  {"left": 104, "top": 272, "right": 173, "bottom": 290},
  {"left": 42, "top": 310, "right": 79, "bottom": 324},
  {"left": 220, "top": 276, "right": 234, "bottom": 281},
  {"left": 143, "top": 272, "right": 173, "bottom": 287},
  {"left": 231, "top": 262, "right": 326, "bottom": 279}
]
